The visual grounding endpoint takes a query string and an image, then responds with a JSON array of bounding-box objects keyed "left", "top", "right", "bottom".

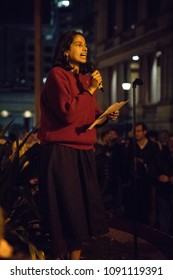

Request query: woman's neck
[{"left": 70, "top": 64, "right": 79, "bottom": 74}]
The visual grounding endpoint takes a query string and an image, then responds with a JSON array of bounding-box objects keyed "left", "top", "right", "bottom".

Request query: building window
[
  {"left": 160, "top": 0, "right": 173, "bottom": 11},
  {"left": 123, "top": 0, "right": 138, "bottom": 31},
  {"left": 107, "top": 0, "right": 116, "bottom": 38},
  {"left": 44, "top": 46, "right": 52, "bottom": 53},
  {"left": 148, "top": 0, "right": 160, "bottom": 17}
]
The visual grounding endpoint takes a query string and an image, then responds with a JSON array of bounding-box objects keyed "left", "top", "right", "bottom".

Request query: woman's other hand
[{"left": 107, "top": 110, "right": 119, "bottom": 121}]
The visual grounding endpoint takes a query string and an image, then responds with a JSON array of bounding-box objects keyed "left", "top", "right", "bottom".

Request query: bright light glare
[
  {"left": 132, "top": 55, "right": 139, "bottom": 61},
  {"left": 20, "top": 79, "right": 26, "bottom": 84},
  {"left": 45, "top": 34, "right": 53, "bottom": 40},
  {"left": 1, "top": 110, "right": 9, "bottom": 117},
  {"left": 58, "top": 0, "right": 70, "bottom": 7},
  {"left": 122, "top": 83, "right": 131, "bottom": 90},
  {"left": 42, "top": 77, "right": 47, "bottom": 83},
  {"left": 156, "top": 51, "right": 162, "bottom": 57},
  {"left": 23, "top": 110, "right": 32, "bottom": 118}
]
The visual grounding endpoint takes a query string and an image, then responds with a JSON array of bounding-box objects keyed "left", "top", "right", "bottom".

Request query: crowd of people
[
  {"left": 0, "top": 121, "right": 173, "bottom": 258},
  {"left": 95, "top": 124, "right": 173, "bottom": 237},
  {"left": 1, "top": 123, "right": 173, "bottom": 237}
]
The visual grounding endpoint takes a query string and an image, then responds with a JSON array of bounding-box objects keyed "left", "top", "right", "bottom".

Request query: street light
[
  {"left": 122, "top": 82, "right": 131, "bottom": 91},
  {"left": 122, "top": 82, "right": 131, "bottom": 100},
  {"left": 131, "top": 78, "right": 143, "bottom": 260},
  {"left": 23, "top": 110, "right": 33, "bottom": 131},
  {"left": 0, "top": 110, "right": 10, "bottom": 117}
]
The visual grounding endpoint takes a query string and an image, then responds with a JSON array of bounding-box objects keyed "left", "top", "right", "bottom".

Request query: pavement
[
  {"left": 82, "top": 228, "right": 166, "bottom": 260},
  {"left": 4, "top": 212, "right": 173, "bottom": 260},
  {"left": 81, "top": 215, "right": 173, "bottom": 260}
]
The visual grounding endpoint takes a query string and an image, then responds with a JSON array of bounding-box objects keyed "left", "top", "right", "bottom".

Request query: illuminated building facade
[{"left": 93, "top": 0, "right": 173, "bottom": 131}]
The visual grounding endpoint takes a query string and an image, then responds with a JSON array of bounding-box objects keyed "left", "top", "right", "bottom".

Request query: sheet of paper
[{"left": 88, "top": 100, "right": 128, "bottom": 130}]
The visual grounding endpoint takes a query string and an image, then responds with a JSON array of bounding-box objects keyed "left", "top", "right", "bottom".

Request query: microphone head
[
  {"left": 132, "top": 78, "right": 143, "bottom": 88},
  {"left": 85, "top": 61, "right": 96, "bottom": 73}
]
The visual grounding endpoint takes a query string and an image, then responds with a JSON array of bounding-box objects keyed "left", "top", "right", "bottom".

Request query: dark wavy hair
[
  {"left": 135, "top": 122, "right": 148, "bottom": 131},
  {"left": 52, "top": 30, "right": 90, "bottom": 73}
]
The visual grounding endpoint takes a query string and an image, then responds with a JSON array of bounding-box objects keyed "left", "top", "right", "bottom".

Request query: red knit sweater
[{"left": 38, "top": 67, "right": 101, "bottom": 150}]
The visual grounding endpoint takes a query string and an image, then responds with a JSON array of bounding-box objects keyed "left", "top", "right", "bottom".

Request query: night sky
[{"left": 0, "top": 0, "right": 51, "bottom": 24}]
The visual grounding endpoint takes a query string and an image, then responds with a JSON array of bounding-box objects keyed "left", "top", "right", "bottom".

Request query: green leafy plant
[{"left": 0, "top": 120, "right": 49, "bottom": 259}]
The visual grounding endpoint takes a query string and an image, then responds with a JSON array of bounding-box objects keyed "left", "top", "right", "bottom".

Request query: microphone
[
  {"left": 132, "top": 78, "right": 143, "bottom": 89},
  {"left": 86, "top": 61, "right": 104, "bottom": 92}
]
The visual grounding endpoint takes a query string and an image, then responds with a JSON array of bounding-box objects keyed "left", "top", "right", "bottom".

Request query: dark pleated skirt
[{"left": 38, "top": 143, "right": 108, "bottom": 258}]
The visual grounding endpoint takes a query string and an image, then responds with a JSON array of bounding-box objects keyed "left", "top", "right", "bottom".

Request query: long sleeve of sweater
[
  {"left": 43, "top": 67, "right": 100, "bottom": 124},
  {"left": 38, "top": 67, "right": 101, "bottom": 149}
]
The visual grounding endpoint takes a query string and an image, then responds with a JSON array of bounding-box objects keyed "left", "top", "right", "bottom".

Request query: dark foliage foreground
[{"left": 0, "top": 120, "right": 49, "bottom": 259}]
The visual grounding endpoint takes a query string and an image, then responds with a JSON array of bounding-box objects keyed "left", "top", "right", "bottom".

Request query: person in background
[
  {"left": 38, "top": 30, "right": 119, "bottom": 260},
  {"left": 159, "top": 129, "right": 169, "bottom": 148},
  {"left": 120, "top": 122, "right": 160, "bottom": 225},
  {"left": 147, "top": 130, "right": 163, "bottom": 151},
  {"left": 155, "top": 133, "right": 173, "bottom": 236}
]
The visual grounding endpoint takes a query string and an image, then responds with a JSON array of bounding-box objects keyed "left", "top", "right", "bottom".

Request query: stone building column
[
  {"left": 161, "top": 45, "right": 173, "bottom": 102},
  {"left": 135, "top": 55, "right": 149, "bottom": 105},
  {"left": 94, "top": 0, "right": 107, "bottom": 44}
]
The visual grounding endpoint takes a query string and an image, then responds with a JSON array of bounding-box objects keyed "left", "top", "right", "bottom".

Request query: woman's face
[{"left": 65, "top": 34, "right": 88, "bottom": 71}]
